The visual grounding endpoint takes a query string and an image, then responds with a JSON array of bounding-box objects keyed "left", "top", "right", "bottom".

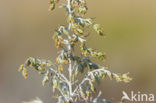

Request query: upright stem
[
  {"left": 68, "top": 54, "right": 72, "bottom": 97},
  {"left": 67, "top": 0, "right": 73, "bottom": 98},
  {"left": 67, "top": 0, "right": 71, "bottom": 13}
]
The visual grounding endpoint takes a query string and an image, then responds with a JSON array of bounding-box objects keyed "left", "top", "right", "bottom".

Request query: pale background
[{"left": 0, "top": 0, "right": 156, "bottom": 103}]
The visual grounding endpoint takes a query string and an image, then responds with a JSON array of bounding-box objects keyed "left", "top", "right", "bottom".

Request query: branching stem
[{"left": 67, "top": 0, "right": 73, "bottom": 98}]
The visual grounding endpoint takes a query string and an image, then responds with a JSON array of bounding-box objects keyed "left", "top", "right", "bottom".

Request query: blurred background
[{"left": 0, "top": 0, "right": 156, "bottom": 103}]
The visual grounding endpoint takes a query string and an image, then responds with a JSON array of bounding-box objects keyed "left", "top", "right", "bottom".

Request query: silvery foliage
[{"left": 19, "top": 0, "right": 132, "bottom": 103}]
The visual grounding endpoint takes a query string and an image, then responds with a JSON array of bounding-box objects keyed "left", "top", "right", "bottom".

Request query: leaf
[
  {"left": 18, "top": 64, "right": 24, "bottom": 72},
  {"left": 42, "top": 71, "right": 49, "bottom": 86},
  {"left": 62, "top": 27, "right": 69, "bottom": 35},
  {"left": 25, "top": 59, "right": 31, "bottom": 66},
  {"left": 97, "top": 52, "right": 106, "bottom": 60},
  {"left": 52, "top": 79, "right": 58, "bottom": 92},
  {"left": 122, "top": 72, "right": 132, "bottom": 83},
  {"left": 89, "top": 81, "right": 95, "bottom": 92},
  {"left": 100, "top": 72, "right": 106, "bottom": 79},
  {"left": 49, "top": 3, "right": 55, "bottom": 11},
  {"left": 46, "top": 60, "right": 55, "bottom": 67},
  {"left": 89, "top": 62, "right": 99, "bottom": 69},
  {"left": 76, "top": 28, "right": 83, "bottom": 34},
  {"left": 78, "top": 63, "right": 84, "bottom": 73},
  {"left": 86, "top": 90, "right": 91, "bottom": 97},
  {"left": 78, "top": 6, "right": 88, "bottom": 14},
  {"left": 97, "top": 29, "right": 104, "bottom": 36},
  {"left": 42, "top": 76, "right": 49, "bottom": 86},
  {"left": 22, "top": 68, "right": 28, "bottom": 79},
  {"left": 37, "top": 66, "right": 44, "bottom": 71},
  {"left": 93, "top": 24, "right": 104, "bottom": 36},
  {"left": 93, "top": 24, "right": 99, "bottom": 31},
  {"left": 105, "top": 70, "right": 113, "bottom": 80},
  {"left": 58, "top": 65, "right": 63, "bottom": 72}
]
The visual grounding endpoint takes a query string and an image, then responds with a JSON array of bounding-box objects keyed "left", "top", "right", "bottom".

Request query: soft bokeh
[{"left": 0, "top": 0, "right": 156, "bottom": 103}]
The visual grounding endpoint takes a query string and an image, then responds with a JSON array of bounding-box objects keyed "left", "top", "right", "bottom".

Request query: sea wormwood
[{"left": 18, "top": 0, "right": 132, "bottom": 103}]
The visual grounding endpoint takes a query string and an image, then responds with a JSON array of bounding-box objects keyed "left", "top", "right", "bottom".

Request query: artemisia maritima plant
[{"left": 19, "top": 0, "right": 132, "bottom": 103}]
